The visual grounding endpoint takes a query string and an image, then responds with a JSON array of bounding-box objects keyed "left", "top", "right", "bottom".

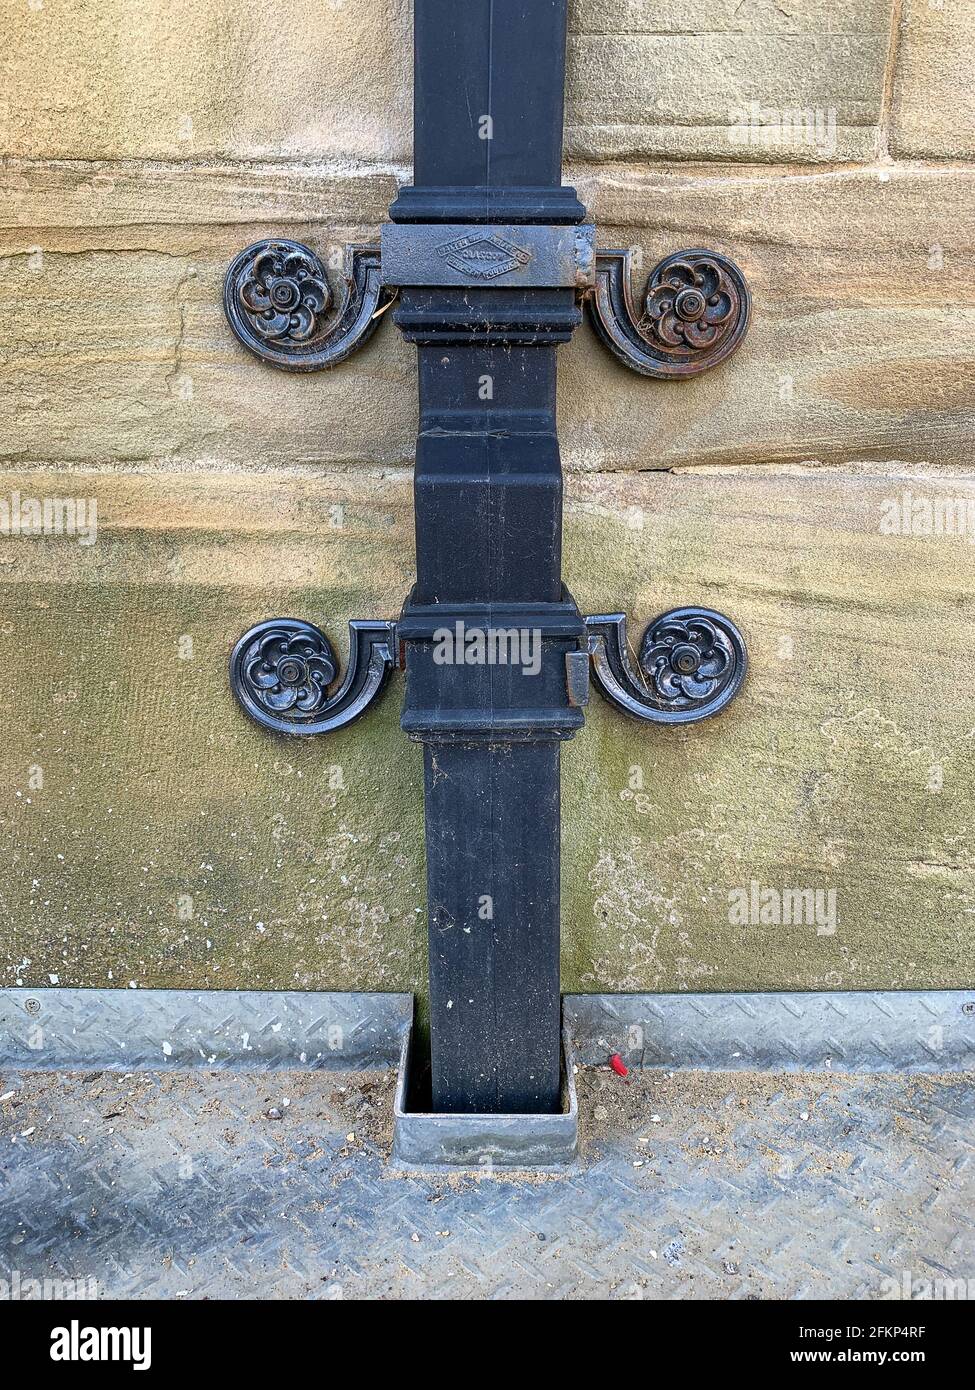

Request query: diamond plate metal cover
[
  {"left": 2, "top": 1066, "right": 972, "bottom": 1299},
  {"left": 564, "top": 991, "right": 975, "bottom": 1072},
  {"left": 0, "top": 989, "right": 411, "bottom": 1071}
]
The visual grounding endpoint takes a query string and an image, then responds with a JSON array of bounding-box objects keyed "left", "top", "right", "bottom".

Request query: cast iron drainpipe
[{"left": 223, "top": 0, "right": 750, "bottom": 1115}]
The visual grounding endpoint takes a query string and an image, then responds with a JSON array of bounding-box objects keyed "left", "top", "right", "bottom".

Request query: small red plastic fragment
[{"left": 610, "top": 1053, "right": 629, "bottom": 1077}]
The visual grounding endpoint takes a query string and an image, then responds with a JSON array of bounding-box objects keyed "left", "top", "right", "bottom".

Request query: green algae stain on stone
[
  {"left": 0, "top": 576, "right": 425, "bottom": 998},
  {"left": 4, "top": 465, "right": 975, "bottom": 1003}
]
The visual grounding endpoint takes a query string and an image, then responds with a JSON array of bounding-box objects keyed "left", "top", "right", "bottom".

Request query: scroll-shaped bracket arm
[
  {"left": 585, "top": 608, "right": 747, "bottom": 725},
  {"left": 230, "top": 618, "right": 398, "bottom": 735},
  {"left": 586, "top": 247, "right": 750, "bottom": 379},
  {"left": 223, "top": 239, "right": 396, "bottom": 371}
]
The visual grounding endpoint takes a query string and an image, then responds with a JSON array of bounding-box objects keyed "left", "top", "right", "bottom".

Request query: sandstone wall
[{"left": 2, "top": 0, "right": 972, "bottom": 997}]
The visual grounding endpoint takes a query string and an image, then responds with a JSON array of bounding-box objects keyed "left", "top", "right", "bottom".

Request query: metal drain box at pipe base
[{"left": 391, "top": 1026, "right": 579, "bottom": 1171}]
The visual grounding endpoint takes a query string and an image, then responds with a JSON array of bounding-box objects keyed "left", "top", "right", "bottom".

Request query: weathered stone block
[
  {"left": 2, "top": 163, "right": 970, "bottom": 473},
  {"left": 566, "top": 0, "right": 893, "bottom": 163},
  {"left": 0, "top": 0, "right": 413, "bottom": 163},
  {"left": 2, "top": 466, "right": 972, "bottom": 996},
  {"left": 563, "top": 466, "right": 975, "bottom": 992},
  {"left": 891, "top": 0, "right": 975, "bottom": 159},
  {"left": 0, "top": 468, "right": 424, "bottom": 994}
]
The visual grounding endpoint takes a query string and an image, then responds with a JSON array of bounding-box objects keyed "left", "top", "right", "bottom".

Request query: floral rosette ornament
[
  {"left": 641, "top": 255, "right": 739, "bottom": 355},
  {"left": 239, "top": 624, "right": 338, "bottom": 719},
  {"left": 639, "top": 611, "right": 740, "bottom": 709},
  {"left": 237, "top": 244, "right": 332, "bottom": 344}
]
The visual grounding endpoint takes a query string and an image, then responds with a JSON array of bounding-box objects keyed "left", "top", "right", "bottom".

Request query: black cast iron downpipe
[
  {"left": 392, "top": 0, "right": 583, "bottom": 1115},
  {"left": 224, "top": 0, "right": 751, "bottom": 1117}
]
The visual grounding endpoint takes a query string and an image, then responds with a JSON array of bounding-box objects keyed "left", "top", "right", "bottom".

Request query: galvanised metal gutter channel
[{"left": 3, "top": 989, "right": 972, "bottom": 1077}]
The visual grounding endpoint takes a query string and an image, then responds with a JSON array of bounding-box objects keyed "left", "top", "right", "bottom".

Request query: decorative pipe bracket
[
  {"left": 586, "top": 248, "right": 751, "bottom": 379},
  {"left": 223, "top": 235, "right": 749, "bottom": 729},
  {"left": 229, "top": 618, "right": 398, "bottom": 735},
  {"left": 222, "top": 231, "right": 749, "bottom": 377},
  {"left": 585, "top": 608, "right": 747, "bottom": 724},
  {"left": 223, "top": 240, "right": 395, "bottom": 371}
]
